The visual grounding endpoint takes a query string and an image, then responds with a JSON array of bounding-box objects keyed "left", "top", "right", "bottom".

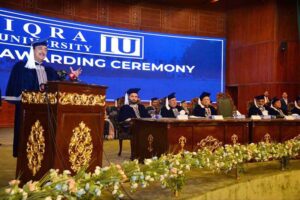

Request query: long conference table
[{"left": 131, "top": 118, "right": 300, "bottom": 161}]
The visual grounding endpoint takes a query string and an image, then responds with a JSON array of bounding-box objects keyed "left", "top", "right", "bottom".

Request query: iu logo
[{"left": 100, "top": 33, "right": 144, "bottom": 59}]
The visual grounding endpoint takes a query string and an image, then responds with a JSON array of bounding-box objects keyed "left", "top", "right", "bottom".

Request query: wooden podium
[{"left": 16, "top": 81, "right": 107, "bottom": 183}]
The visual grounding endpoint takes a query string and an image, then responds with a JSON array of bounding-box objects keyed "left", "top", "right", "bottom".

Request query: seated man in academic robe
[
  {"left": 291, "top": 96, "right": 300, "bottom": 115},
  {"left": 180, "top": 100, "right": 190, "bottom": 115},
  {"left": 268, "top": 97, "right": 285, "bottom": 118},
  {"left": 193, "top": 92, "right": 217, "bottom": 117},
  {"left": 146, "top": 97, "right": 161, "bottom": 117},
  {"left": 248, "top": 95, "right": 268, "bottom": 117},
  {"left": 5, "top": 39, "right": 82, "bottom": 157},
  {"left": 160, "top": 93, "right": 184, "bottom": 118},
  {"left": 118, "top": 88, "right": 151, "bottom": 122}
]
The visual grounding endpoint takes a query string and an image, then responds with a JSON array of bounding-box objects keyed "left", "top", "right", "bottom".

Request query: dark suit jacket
[
  {"left": 160, "top": 105, "right": 184, "bottom": 118},
  {"left": 280, "top": 99, "right": 288, "bottom": 115},
  {"left": 193, "top": 105, "right": 217, "bottom": 117}
]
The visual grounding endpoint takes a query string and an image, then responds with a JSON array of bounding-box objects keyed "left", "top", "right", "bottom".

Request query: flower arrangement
[{"left": 1, "top": 137, "right": 300, "bottom": 200}]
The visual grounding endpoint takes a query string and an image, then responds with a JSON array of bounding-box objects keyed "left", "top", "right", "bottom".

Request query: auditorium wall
[
  {"left": 226, "top": 0, "right": 300, "bottom": 113},
  {"left": 0, "top": 0, "right": 299, "bottom": 126}
]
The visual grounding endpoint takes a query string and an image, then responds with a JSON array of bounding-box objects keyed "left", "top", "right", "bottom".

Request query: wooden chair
[
  {"left": 117, "top": 120, "right": 133, "bottom": 158},
  {"left": 216, "top": 93, "right": 236, "bottom": 117}
]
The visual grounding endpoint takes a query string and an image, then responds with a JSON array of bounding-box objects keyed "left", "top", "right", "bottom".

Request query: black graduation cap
[
  {"left": 151, "top": 97, "right": 159, "bottom": 101},
  {"left": 200, "top": 92, "right": 210, "bottom": 100},
  {"left": 296, "top": 95, "right": 300, "bottom": 101},
  {"left": 31, "top": 38, "right": 48, "bottom": 48},
  {"left": 167, "top": 92, "right": 176, "bottom": 100},
  {"left": 271, "top": 97, "right": 280, "bottom": 105},
  {"left": 181, "top": 100, "right": 186, "bottom": 103},
  {"left": 255, "top": 95, "right": 265, "bottom": 100},
  {"left": 126, "top": 88, "right": 140, "bottom": 95}
]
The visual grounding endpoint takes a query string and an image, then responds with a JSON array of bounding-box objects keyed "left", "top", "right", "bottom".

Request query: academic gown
[
  {"left": 267, "top": 107, "right": 285, "bottom": 118},
  {"left": 248, "top": 105, "right": 263, "bottom": 117},
  {"left": 117, "top": 104, "right": 151, "bottom": 140},
  {"left": 160, "top": 105, "right": 184, "bottom": 118},
  {"left": 118, "top": 104, "right": 151, "bottom": 122},
  {"left": 5, "top": 61, "right": 59, "bottom": 157},
  {"left": 193, "top": 105, "right": 217, "bottom": 117},
  {"left": 291, "top": 107, "right": 300, "bottom": 115}
]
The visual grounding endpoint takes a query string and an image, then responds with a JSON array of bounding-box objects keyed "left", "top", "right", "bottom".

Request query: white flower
[
  {"left": 114, "top": 184, "right": 119, "bottom": 190},
  {"left": 22, "top": 191, "right": 28, "bottom": 200},
  {"left": 131, "top": 183, "right": 138, "bottom": 189},
  {"left": 63, "top": 170, "right": 71, "bottom": 175},
  {"left": 94, "top": 166, "right": 101, "bottom": 175},
  {"left": 77, "top": 189, "right": 86, "bottom": 197},
  {"left": 112, "top": 189, "right": 117, "bottom": 195},
  {"left": 62, "top": 184, "right": 68, "bottom": 192},
  {"left": 85, "top": 183, "right": 90, "bottom": 191},
  {"left": 95, "top": 188, "right": 101, "bottom": 196},
  {"left": 102, "top": 166, "right": 109, "bottom": 171},
  {"left": 145, "top": 175, "right": 151, "bottom": 181},
  {"left": 119, "top": 193, "right": 124, "bottom": 198},
  {"left": 45, "top": 197, "right": 52, "bottom": 200},
  {"left": 144, "top": 159, "right": 152, "bottom": 165},
  {"left": 56, "top": 195, "right": 63, "bottom": 200}
]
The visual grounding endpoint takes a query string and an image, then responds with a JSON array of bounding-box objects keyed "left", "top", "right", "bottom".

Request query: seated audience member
[
  {"left": 248, "top": 95, "right": 268, "bottom": 117},
  {"left": 264, "top": 90, "right": 270, "bottom": 105},
  {"left": 291, "top": 96, "right": 300, "bottom": 115},
  {"left": 160, "top": 93, "right": 184, "bottom": 118},
  {"left": 193, "top": 92, "right": 217, "bottom": 117},
  {"left": 147, "top": 97, "right": 161, "bottom": 117},
  {"left": 280, "top": 92, "right": 289, "bottom": 115},
  {"left": 180, "top": 100, "right": 190, "bottom": 115},
  {"left": 118, "top": 88, "right": 150, "bottom": 122},
  {"left": 268, "top": 97, "right": 285, "bottom": 118}
]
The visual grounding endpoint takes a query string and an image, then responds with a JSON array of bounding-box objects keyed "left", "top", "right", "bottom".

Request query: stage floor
[{"left": 1, "top": 128, "right": 300, "bottom": 200}]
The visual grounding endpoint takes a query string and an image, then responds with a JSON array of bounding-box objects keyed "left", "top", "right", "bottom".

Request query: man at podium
[{"left": 5, "top": 38, "right": 82, "bottom": 157}]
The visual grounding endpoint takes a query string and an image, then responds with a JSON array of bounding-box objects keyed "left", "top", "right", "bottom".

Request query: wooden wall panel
[
  {"left": 140, "top": 7, "right": 162, "bottom": 29},
  {"left": 0, "top": 101, "right": 15, "bottom": 127},
  {"left": 36, "top": 0, "right": 63, "bottom": 15},
  {"left": 226, "top": 0, "right": 300, "bottom": 113}
]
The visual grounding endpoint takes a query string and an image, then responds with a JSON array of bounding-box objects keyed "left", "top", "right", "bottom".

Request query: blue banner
[{"left": 0, "top": 8, "right": 225, "bottom": 101}]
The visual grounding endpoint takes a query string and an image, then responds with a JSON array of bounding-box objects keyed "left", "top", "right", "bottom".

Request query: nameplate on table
[
  {"left": 284, "top": 115, "right": 295, "bottom": 120},
  {"left": 212, "top": 115, "right": 224, "bottom": 120},
  {"left": 177, "top": 115, "right": 189, "bottom": 120},
  {"left": 251, "top": 115, "right": 261, "bottom": 120}
]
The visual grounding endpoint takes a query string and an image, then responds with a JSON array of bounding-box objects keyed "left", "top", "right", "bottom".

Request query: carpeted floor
[{"left": 1, "top": 128, "right": 300, "bottom": 200}]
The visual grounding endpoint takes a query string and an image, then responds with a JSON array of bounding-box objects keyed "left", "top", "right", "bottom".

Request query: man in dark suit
[
  {"left": 248, "top": 95, "right": 268, "bottom": 117},
  {"left": 193, "top": 92, "right": 217, "bottom": 117},
  {"left": 291, "top": 96, "right": 300, "bottom": 115},
  {"left": 280, "top": 92, "right": 289, "bottom": 115},
  {"left": 268, "top": 97, "right": 285, "bottom": 118},
  {"left": 160, "top": 93, "right": 184, "bottom": 118}
]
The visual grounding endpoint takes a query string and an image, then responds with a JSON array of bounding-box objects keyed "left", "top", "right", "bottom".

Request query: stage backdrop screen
[{"left": 0, "top": 8, "right": 225, "bottom": 102}]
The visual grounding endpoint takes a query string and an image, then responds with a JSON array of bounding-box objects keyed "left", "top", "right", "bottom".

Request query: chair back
[{"left": 217, "top": 93, "right": 235, "bottom": 117}]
